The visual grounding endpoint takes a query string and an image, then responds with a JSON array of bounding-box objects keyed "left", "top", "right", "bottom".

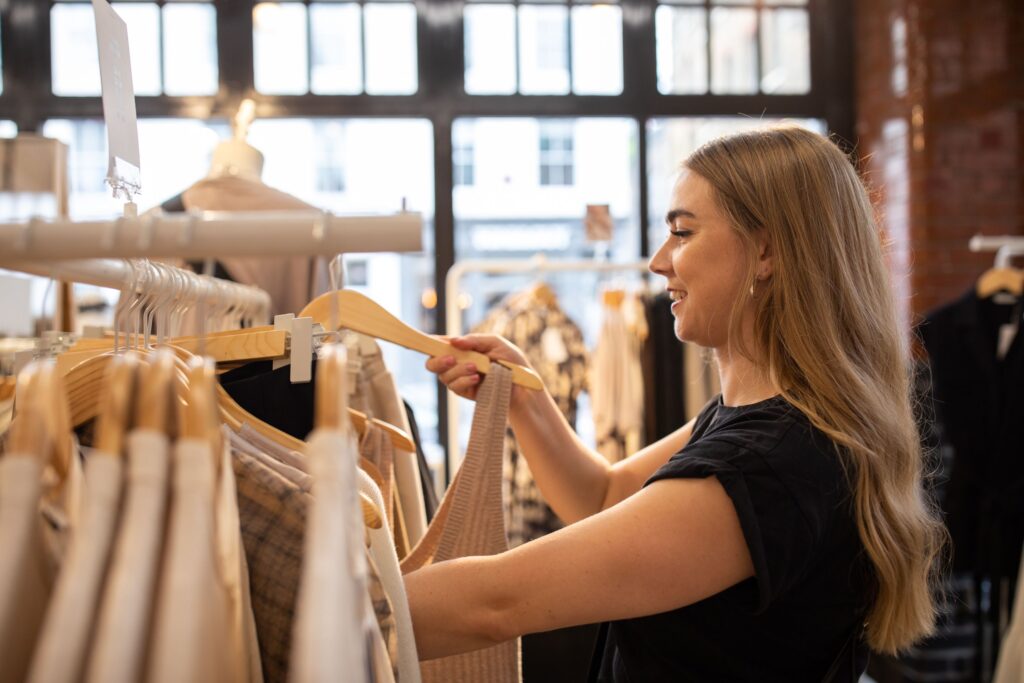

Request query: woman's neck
[{"left": 714, "top": 346, "right": 779, "bottom": 407}]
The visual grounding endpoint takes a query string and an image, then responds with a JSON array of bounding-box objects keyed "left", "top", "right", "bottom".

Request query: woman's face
[{"left": 649, "top": 169, "right": 754, "bottom": 349}]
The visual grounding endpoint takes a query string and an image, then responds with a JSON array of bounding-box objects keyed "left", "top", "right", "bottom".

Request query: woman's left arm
[{"left": 404, "top": 475, "right": 755, "bottom": 660}]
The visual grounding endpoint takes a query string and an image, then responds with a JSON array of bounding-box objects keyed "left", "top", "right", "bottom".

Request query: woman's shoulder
[{"left": 653, "top": 395, "right": 852, "bottom": 531}]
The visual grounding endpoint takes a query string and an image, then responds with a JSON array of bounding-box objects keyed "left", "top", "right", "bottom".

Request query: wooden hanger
[
  {"left": 602, "top": 288, "right": 626, "bottom": 309},
  {"left": 181, "top": 356, "right": 222, "bottom": 459},
  {"left": 299, "top": 289, "right": 543, "bottom": 391},
  {"left": 56, "top": 326, "right": 286, "bottom": 375},
  {"left": 93, "top": 352, "right": 141, "bottom": 456},
  {"left": 977, "top": 267, "right": 1023, "bottom": 299},
  {"left": 135, "top": 350, "right": 182, "bottom": 436},
  {"left": 8, "top": 360, "right": 72, "bottom": 481},
  {"left": 529, "top": 281, "right": 559, "bottom": 310}
]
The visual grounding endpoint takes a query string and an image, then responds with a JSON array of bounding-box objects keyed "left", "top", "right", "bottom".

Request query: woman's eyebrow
[{"left": 665, "top": 208, "right": 697, "bottom": 225}]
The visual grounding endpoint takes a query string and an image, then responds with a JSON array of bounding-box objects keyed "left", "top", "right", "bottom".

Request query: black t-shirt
[{"left": 598, "top": 395, "right": 874, "bottom": 682}]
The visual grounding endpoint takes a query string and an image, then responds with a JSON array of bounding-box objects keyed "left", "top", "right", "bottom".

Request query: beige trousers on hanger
[{"left": 400, "top": 365, "right": 521, "bottom": 683}]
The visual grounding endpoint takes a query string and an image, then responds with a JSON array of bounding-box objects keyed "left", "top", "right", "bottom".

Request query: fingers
[{"left": 424, "top": 354, "right": 481, "bottom": 398}]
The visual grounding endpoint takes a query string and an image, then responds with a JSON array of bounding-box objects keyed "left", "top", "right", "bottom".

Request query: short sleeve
[{"left": 645, "top": 437, "right": 820, "bottom": 613}]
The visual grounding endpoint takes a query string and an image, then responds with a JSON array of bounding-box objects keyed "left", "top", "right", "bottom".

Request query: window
[
  {"left": 314, "top": 121, "right": 346, "bottom": 193},
  {"left": 656, "top": 0, "right": 810, "bottom": 95},
  {"left": 539, "top": 121, "right": 574, "bottom": 186},
  {"left": 465, "top": 2, "right": 623, "bottom": 96},
  {"left": 453, "top": 122, "right": 475, "bottom": 187},
  {"left": 50, "top": 1, "right": 218, "bottom": 97},
  {"left": 253, "top": 2, "right": 418, "bottom": 96}
]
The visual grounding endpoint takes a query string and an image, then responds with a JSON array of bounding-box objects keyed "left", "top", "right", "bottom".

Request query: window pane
[
  {"left": 164, "top": 4, "right": 218, "bottom": 95},
  {"left": 112, "top": 3, "right": 160, "bottom": 96},
  {"left": 646, "top": 117, "right": 826, "bottom": 250},
  {"left": 761, "top": 9, "right": 810, "bottom": 93},
  {"left": 254, "top": 3, "right": 309, "bottom": 95},
  {"left": 710, "top": 7, "right": 757, "bottom": 94},
  {"left": 51, "top": 4, "right": 101, "bottom": 96},
  {"left": 364, "top": 3, "right": 417, "bottom": 95},
  {"left": 310, "top": 3, "right": 362, "bottom": 94},
  {"left": 0, "top": 122, "right": 15, "bottom": 137},
  {"left": 43, "top": 117, "right": 227, "bottom": 218},
  {"left": 464, "top": 4, "right": 516, "bottom": 95},
  {"left": 656, "top": 5, "right": 708, "bottom": 94},
  {"left": 571, "top": 5, "right": 622, "bottom": 95},
  {"left": 452, "top": 120, "right": 475, "bottom": 187},
  {"left": 519, "top": 5, "right": 569, "bottom": 95}
]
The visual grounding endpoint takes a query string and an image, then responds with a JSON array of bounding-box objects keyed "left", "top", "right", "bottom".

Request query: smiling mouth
[{"left": 668, "top": 290, "right": 685, "bottom": 302}]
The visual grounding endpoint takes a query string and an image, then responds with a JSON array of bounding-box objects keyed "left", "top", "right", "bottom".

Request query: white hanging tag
[
  {"left": 92, "top": 0, "right": 141, "bottom": 201},
  {"left": 290, "top": 317, "right": 313, "bottom": 384},
  {"left": 272, "top": 313, "right": 295, "bottom": 371}
]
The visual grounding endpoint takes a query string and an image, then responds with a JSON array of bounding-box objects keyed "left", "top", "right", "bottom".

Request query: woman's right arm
[{"left": 428, "top": 334, "right": 696, "bottom": 523}]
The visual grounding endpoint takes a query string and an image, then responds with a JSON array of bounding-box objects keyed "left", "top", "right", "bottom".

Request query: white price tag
[{"left": 92, "top": 0, "right": 141, "bottom": 200}]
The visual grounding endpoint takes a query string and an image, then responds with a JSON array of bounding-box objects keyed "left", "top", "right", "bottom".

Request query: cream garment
[
  {"left": 28, "top": 451, "right": 124, "bottom": 683},
  {"left": 400, "top": 365, "right": 521, "bottom": 683},
  {"left": 182, "top": 176, "right": 328, "bottom": 317},
  {"left": 147, "top": 438, "right": 232, "bottom": 683},
  {"left": 0, "top": 455, "right": 49, "bottom": 683},
  {"left": 590, "top": 305, "right": 645, "bottom": 463},
  {"left": 359, "top": 468, "right": 421, "bottom": 683},
  {"left": 994, "top": 544, "right": 1024, "bottom": 683},
  {"left": 217, "top": 439, "right": 265, "bottom": 683},
  {"left": 290, "top": 429, "right": 369, "bottom": 683},
  {"left": 358, "top": 343, "right": 428, "bottom": 546},
  {"left": 86, "top": 430, "right": 170, "bottom": 683}
]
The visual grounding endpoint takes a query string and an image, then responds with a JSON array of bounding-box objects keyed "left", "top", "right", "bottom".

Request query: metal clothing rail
[
  {"left": 443, "top": 256, "right": 650, "bottom": 477},
  {"left": 0, "top": 210, "right": 423, "bottom": 261},
  {"left": 9, "top": 259, "right": 271, "bottom": 322},
  {"left": 969, "top": 235, "right": 1024, "bottom": 268}
]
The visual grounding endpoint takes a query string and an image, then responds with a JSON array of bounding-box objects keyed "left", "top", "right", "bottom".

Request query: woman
[{"left": 405, "top": 126, "right": 945, "bottom": 680}]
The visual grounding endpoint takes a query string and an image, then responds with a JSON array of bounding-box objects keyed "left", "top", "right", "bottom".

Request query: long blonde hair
[{"left": 685, "top": 125, "right": 945, "bottom": 654}]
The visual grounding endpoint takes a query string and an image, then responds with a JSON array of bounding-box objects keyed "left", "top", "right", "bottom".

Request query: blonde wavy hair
[{"left": 685, "top": 125, "right": 945, "bottom": 654}]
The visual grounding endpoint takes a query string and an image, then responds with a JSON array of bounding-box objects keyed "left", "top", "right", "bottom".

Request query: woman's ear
[{"left": 756, "top": 230, "right": 774, "bottom": 280}]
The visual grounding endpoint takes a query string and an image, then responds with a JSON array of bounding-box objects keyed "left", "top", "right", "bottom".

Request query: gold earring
[{"left": 749, "top": 283, "right": 756, "bottom": 297}]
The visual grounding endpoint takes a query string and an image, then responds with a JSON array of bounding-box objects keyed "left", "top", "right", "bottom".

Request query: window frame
[{"left": 0, "top": 0, "right": 854, "bottom": 465}]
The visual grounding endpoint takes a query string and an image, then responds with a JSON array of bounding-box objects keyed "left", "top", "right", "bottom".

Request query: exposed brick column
[{"left": 854, "top": 0, "right": 1024, "bottom": 325}]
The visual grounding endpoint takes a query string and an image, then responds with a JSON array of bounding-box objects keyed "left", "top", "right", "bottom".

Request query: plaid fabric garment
[{"left": 232, "top": 448, "right": 311, "bottom": 683}]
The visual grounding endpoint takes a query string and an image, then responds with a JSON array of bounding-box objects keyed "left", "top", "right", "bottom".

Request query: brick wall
[{"left": 854, "top": 0, "right": 1024, "bottom": 323}]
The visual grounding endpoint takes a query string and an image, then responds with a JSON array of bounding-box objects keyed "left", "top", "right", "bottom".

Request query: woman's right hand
[{"left": 425, "top": 334, "right": 533, "bottom": 403}]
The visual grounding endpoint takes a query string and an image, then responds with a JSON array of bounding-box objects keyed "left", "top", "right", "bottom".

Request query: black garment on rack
[
  {"left": 402, "top": 399, "right": 438, "bottom": 522},
  {"left": 595, "top": 395, "right": 873, "bottom": 682},
  {"left": 917, "top": 289, "right": 1024, "bottom": 679},
  {"left": 641, "top": 292, "right": 687, "bottom": 442}
]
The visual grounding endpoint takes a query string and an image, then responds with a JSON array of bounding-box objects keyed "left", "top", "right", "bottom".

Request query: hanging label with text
[{"left": 92, "top": 0, "right": 141, "bottom": 200}]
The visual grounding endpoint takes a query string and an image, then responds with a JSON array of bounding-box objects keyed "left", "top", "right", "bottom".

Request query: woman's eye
[{"left": 670, "top": 229, "right": 692, "bottom": 239}]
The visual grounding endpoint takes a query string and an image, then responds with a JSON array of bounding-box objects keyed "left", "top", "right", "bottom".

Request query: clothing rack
[
  {"left": 0, "top": 209, "right": 422, "bottom": 261},
  {"left": 443, "top": 256, "right": 650, "bottom": 476},
  {"left": 8, "top": 258, "right": 271, "bottom": 322},
  {"left": 969, "top": 235, "right": 1024, "bottom": 267}
]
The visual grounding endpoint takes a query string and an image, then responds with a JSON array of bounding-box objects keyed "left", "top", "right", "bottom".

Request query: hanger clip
[{"left": 272, "top": 313, "right": 314, "bottom": 383}]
